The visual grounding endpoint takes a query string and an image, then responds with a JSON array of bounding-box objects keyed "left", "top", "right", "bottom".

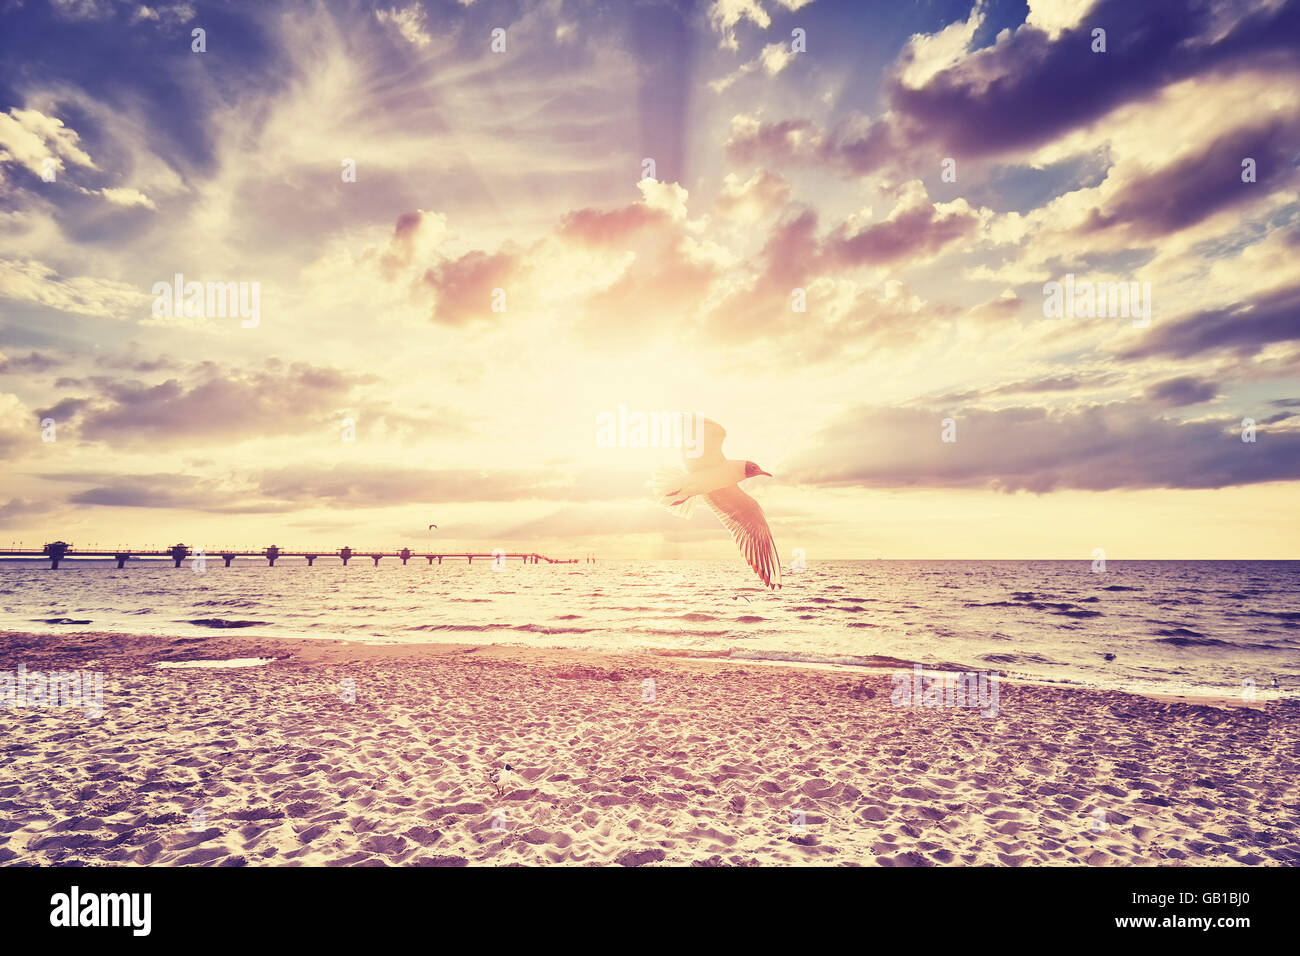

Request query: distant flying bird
[
  {"left": 653, "top": 417, "right": 781, "bottom": 590},
  {"left": 428, "top": 524, "right": 438, "bottom": 530}
]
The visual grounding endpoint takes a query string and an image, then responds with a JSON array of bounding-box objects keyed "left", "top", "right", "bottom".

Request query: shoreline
[
  {"left": 2, "top": 629, "right": 1297, "bottom": 866},
  {"left": 1, "top": 624, "right": 1289, "bottom": 705}
]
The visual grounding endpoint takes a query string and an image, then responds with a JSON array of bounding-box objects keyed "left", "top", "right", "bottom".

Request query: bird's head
[{"left": 744, "top": 461, "right": 772, "bottom": 479}]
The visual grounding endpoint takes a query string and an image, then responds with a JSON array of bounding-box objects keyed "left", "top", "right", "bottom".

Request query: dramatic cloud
[
  {"left": 63, "top": 473, "right": 288, "bottom": 514},
  {"left": 786, "top": 401, "right": 1300, "bottom": 492},
  {"left": 1, "top": 0, "right": 1297, "bottom": 555},
  {"left": 1120, "top": 283, "right": 1300, "bottom": 360},
  {"left": 826, "top": 181, "right": 985, "bottom": 267},
  {"left": 889, "top": 0, "right": 1300, "bottom": 162},
  {"left": 35, "top": 362, "right": 369, "bottom": 446},
  {"left": 1144, "top": 375, "right": 1219, "bottom": 408},
  {"left": 1077, "top": 120, "right": 1300, "bottom": 240}
]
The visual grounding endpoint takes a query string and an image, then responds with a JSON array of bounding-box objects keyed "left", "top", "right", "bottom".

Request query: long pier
[{"left": 0, "top": 542, "right": 592, "bottom": 569}]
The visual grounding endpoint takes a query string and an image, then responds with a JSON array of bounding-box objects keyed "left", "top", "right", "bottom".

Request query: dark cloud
[
  {"left": 38, "top": 463, "right": 651, "bottom": 515},
  {"left": 0, "top": 497, "right": 57, "bottom": 521},
  {"left": 35, "top": 361, "right": 368, "bottom": 445},
  {"left": 375, "top": 211, "right": 432, "bottom": 279},
  {"left": 93, "top": 350, "right": 183, "bottom": 374},
  {"left": 1120, "top": 282, "right": 1300, "bottom": 360},
  {"left": 1079, "top": 121, "right": 1300, "bottom": 239},
  {"left": 785, "top": 401, "right": 1300, "bottom": 492},
  {"left": 924, "top": 371, "right": 1122, "bottom": 405},
  {"left": 727, "top": 0, "right": 1300, "bottom": 239},
  {"left": 0, "top": 350, "right": 61, "bottom": 374},
  {"left": 62, "top": 474, "right": 290, "bottom": 514},
  {"left": 1144, "top": 375, "right": 1219, "bottom": 408},
  {"left": 35, "top": 397, "right": 90, "bottom": 421},
  {"left": 889, "top": 0, "right": 1300, "bottom": 162}
]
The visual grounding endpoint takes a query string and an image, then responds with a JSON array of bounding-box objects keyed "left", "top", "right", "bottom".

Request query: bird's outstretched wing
[
  {"left": 704, "top": 485, "right": 781, "bottom": 590},
  {"left": 684, "top": 416, "right": 727, "bottom": 473}
]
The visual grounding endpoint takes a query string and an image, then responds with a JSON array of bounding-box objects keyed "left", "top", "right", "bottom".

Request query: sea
[{"left": 1, "top": 559, "right": 1296, "bottom": 699}]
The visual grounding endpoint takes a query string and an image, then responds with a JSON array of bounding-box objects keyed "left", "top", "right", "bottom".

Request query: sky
[{"left": 0, "top": 0, "right": 1298, "bottom": 560}]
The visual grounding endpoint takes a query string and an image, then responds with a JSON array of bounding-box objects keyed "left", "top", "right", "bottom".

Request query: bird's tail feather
[{"left": 650, "top": 466, "right": 696, "bottom": 519}]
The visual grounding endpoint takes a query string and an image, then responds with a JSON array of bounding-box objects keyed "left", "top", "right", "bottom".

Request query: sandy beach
[{"left": 1, "top": 629, "right": 1296, "bottom": 866}]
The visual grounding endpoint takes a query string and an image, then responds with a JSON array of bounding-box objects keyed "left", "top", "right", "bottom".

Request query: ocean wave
[
  {"left": 723, "top": 648, "right": 916, "bottom": 669},
  {"left": 512, "top": 623, "right": 599, "bottom": 635},
  {"left": 406, "top": 622, "right": 601, "bottom": 636},
  {"left": 1154, "top": 634, "right": 1230, "bottom": 647},
  {"left": 979, "top": 651, "right": 1058, "bottom": 665},
  {"left": 1153, "top": 626, "right": 1206, "bottom": 638},
  {"left": 408, "top": 623, "right": 499, "bottom": 632},
  {"left": 184, "top": 619, "right": 271, "bottom": 629}
]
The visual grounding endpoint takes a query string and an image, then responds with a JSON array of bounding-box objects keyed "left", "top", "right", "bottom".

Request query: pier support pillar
[
  {"left": 223, "top": 555, "right": 234, "bottom": 567},
  {"left": 437, "top": 556, "right": 442, "bottom": 565},
  {"left": 306, "top": 555, "right": 315, "bottom": 566},
  {"left": 427, "top": 556, "right": 434, "bottom": 564},
  {"left": 115, "top": 554, "right": 129, "bottom": 569},
  {"left": 173, "top": 556, "right": 183, "bottom": 567},
  {"left": 43, "top": 541, "right": 71, "bottom": 570},
  {"left": 371, "top": 555, "right": 382, "bottom": 566}
]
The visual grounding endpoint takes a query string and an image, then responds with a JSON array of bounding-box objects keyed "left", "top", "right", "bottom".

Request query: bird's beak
[{"left": 759, "top": 470, "right": 773, "bottom": 478}]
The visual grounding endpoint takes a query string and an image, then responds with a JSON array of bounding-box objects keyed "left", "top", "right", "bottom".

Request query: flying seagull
[
  {"left": 653, "top": 417, "right": 781, "bottom": 590},
  {"left": 428, "top": 524, "right": 438, "bottom": 530}
]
